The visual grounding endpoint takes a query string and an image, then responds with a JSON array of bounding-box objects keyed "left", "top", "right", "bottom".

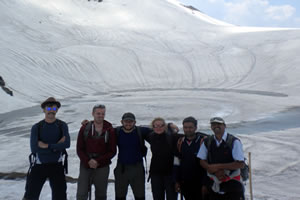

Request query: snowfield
[{"left": 1, "top": 0, "right": 300, "bottom": 199}]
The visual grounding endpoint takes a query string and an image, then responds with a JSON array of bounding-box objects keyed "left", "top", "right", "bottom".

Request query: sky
[
  {"left": 1, "top": 0, "right": 300, "bottom": 199},
  {"left": 179, "top": 0, "right": 300, "bottom": 28}
]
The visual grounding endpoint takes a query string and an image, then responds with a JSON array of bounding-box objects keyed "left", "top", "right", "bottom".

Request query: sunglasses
[
  {"left": 153, "top": 124, "right": 165, "bottom": 128},
  {"left": 46, "top": 107, "right": 57, "bottom": 111}
]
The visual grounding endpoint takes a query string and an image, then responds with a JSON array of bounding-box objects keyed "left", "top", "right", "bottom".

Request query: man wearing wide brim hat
[
  {"left": 23, "top": 97, "right": 70, "bottom": 200},
  {"left": 197, "top": 117, "right": 245, "bottom": 200},
  {"left": 41, "top": 97, "right": 61, "bottom": 109}
]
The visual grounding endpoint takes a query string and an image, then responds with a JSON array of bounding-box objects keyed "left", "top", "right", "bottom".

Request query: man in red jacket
[{"left": 76, "top": 104, "right": 117, "bottom": 200}]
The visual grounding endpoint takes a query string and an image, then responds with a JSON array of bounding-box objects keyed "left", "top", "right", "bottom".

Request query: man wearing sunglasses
[{"left": 23, "top": 97, "right": 70, "bottom": 200}]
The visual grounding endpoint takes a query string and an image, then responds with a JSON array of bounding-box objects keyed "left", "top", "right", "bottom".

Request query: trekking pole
[
  {"left": 88, "top": 178, "right": 92, "bottom": 200},
  {"left": 248, "top": 152, "right": 253, "bottom": 200},
  {"left": 179, "top": 191, "right": 184, "bottom": 200},
  {"left": 88, "top": 169, "right": 93, "bottom": 200}
]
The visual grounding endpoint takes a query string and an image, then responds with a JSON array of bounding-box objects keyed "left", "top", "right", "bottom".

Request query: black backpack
[
  {"left": 206, "top": 133, "right": 249, "bottom": 182},
  {"left": 28, "top": 119, "right": 68, "bottom": 174}
]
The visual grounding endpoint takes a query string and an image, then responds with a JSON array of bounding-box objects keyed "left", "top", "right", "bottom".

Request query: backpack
[
  {"left": 206, "top": 134, "right": 249, "bottom": 182},
  {"left": 177, "top": 132, "right": 208, "bottom": 154},
  {"left": 83, "top": 121, "right": 109, "bottom": 143},
  {"left": 28, "top": 119, "right": 68, "bottom": 174}
]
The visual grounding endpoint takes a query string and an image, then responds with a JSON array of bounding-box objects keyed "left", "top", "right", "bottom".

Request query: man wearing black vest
[{"left": 197, "top": 117, "right": 245, "bottom": 200}]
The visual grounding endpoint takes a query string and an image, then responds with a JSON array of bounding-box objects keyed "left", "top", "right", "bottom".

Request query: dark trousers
[
  {"left": 209, "top": 180, "right": 244, "bottom": 200},
  {"left": 114, "top": 162, "right": 145, "bottom": 200},
  {"left": 23, "top": 163, "right": 67, "bottom": 200},
  {"left": 181, "top": 180, "right": 202, "bottom": 200},
  {"left": 150, "top": 174, "right": 177, "bottom": 200}
]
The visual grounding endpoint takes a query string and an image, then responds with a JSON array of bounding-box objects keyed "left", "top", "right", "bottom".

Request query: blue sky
[{"left": 179, "top": 0, "right": 300, "bottom": 28}]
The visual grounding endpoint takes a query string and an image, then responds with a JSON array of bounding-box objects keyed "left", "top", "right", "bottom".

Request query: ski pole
[{"left": 248, "top": 152, "right": 253, "bottom": 200}]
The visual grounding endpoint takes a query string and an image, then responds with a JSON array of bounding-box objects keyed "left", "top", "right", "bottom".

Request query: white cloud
[
  {"left": 222, "top": 0, "right": 269, "bottom": 25},
  {"left": 216, "top": 0, "right": 296, "bottom": 27},
  {"left": 180, "top": 0, "right": 298, "bottom": 27},
  {"left": 265, "top": 5, "right": 295, "bottom": 21}
]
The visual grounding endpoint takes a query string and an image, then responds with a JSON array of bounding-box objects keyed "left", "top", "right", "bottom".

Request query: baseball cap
[
  {"left": 122, "top": 112, "right": 136, "bottom": 121},
  {"left": 210, "top": 117, "right": 225, "bottom": 124}
]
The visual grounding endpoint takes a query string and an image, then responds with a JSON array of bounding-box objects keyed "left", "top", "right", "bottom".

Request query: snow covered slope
[{"left": 2, "top": 0, "right": 300, "bottom": 113}]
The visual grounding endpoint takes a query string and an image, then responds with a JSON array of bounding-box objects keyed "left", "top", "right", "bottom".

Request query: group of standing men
[{"left": 23, "top": 97, "right": 245, "bottom": 200}]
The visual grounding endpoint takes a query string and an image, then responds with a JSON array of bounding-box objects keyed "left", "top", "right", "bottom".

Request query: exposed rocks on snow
[{"left": 0, "top": 76, "right": 13, "bottom": 96}]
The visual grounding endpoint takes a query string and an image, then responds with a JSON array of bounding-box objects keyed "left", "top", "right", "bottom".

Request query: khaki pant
[{"left": 76, "top": 163, "right": 110, "bottom": 200}]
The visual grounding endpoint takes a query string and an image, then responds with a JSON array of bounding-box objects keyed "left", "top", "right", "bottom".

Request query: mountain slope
[{"left": 1, "top": 0, "right": 300, "bottom": 114}]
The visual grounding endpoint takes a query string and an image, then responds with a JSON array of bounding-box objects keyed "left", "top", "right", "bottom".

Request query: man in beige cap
[
  {"left": 197, "top": 117, "right": 245, "bottom": 200},
  {"left": 23, "top": 97, "right": 70, "bottom": 200}
]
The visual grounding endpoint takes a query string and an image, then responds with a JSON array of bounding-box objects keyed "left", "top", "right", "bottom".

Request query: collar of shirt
[{"left": 214, "top": 131, "right": 228, "bottom": 147}]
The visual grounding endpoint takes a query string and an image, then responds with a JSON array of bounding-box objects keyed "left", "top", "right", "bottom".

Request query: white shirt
[{"left": 197, "top": 131, "right": 244, "bottom": 161}]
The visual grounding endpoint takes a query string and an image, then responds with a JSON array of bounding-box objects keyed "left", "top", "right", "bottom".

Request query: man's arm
[
  {"left": 30, "top": 124, "right": 39, "bottom": 153},
  {"left": 48, "top": 122, "right": 71, "bottom": 150},
  {"left": 142, "top": 122, "right": 179, "bottom": 143},
  {"left": 76, "top": 125, "right": 90, "bottom": 167},
  {"left": 201, "top": 160, "right": 244, "bottom": 173}
]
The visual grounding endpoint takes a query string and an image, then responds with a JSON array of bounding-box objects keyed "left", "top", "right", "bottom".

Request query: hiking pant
[
  {"left": 180, "top": 180, "right": 203, "bottom": 200},
  {"left": 150, "top": 174, "right": 177, "bottom": 200},
  {"left": 23, "top": 162, "right": 67, "bottom": 200},
  {"left": 209, "top": 180, "right": 244, "bottom": 200},
  {"left": 114, "top": 162, "right": 145, "bottom": 200},
  {"left": 76, "top": 163, "right": 109, "bottom": 200}
]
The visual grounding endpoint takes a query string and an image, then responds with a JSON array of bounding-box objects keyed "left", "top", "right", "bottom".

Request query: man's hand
[
  {"left": 81, "top": 119, "right": 89, "bottom": 126},
  {"left": 207, "top": 164, "right": 221, "bottom": 174},
  {"left": 38, "top": 141, "right": 49, "bottom": 149},
  {"left": 169, "top": 123, "right": 179, "bottom": 133},
  {"left": 215, "top": 169, "right": 226, "bottom": 181},
  {"left": 57, "top": 136, "right": 65, "bottom": 144},
  {"left": 88, "top": 159, "right": 98, "bottom": 169}
]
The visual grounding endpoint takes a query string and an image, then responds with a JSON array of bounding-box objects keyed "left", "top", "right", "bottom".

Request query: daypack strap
[
  {"left": 26, "top": 153, "right": 36, "bottom": 177},
  {"left": 84, "top": 121, "right": 93, "bottom": 140},
  {"left": 63, "top": 150, "right": 68, "bottom": 174},
  {"left": 84, "top": 121, "right": 109, "bottom": 143},
  {"left": 176, "top": 137, "right": 185, "bottom": 154},
  {"left": 136, "top": 126, "right": 148, "bottom": 174}
]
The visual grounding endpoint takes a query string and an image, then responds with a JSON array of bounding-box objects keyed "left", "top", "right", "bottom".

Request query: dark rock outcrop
[
  {"left": 0, "top": 76, "right": 5, "bottom": 87},
  {"left": 0, "top": 76, "right": 13, "bottom": 96}
]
